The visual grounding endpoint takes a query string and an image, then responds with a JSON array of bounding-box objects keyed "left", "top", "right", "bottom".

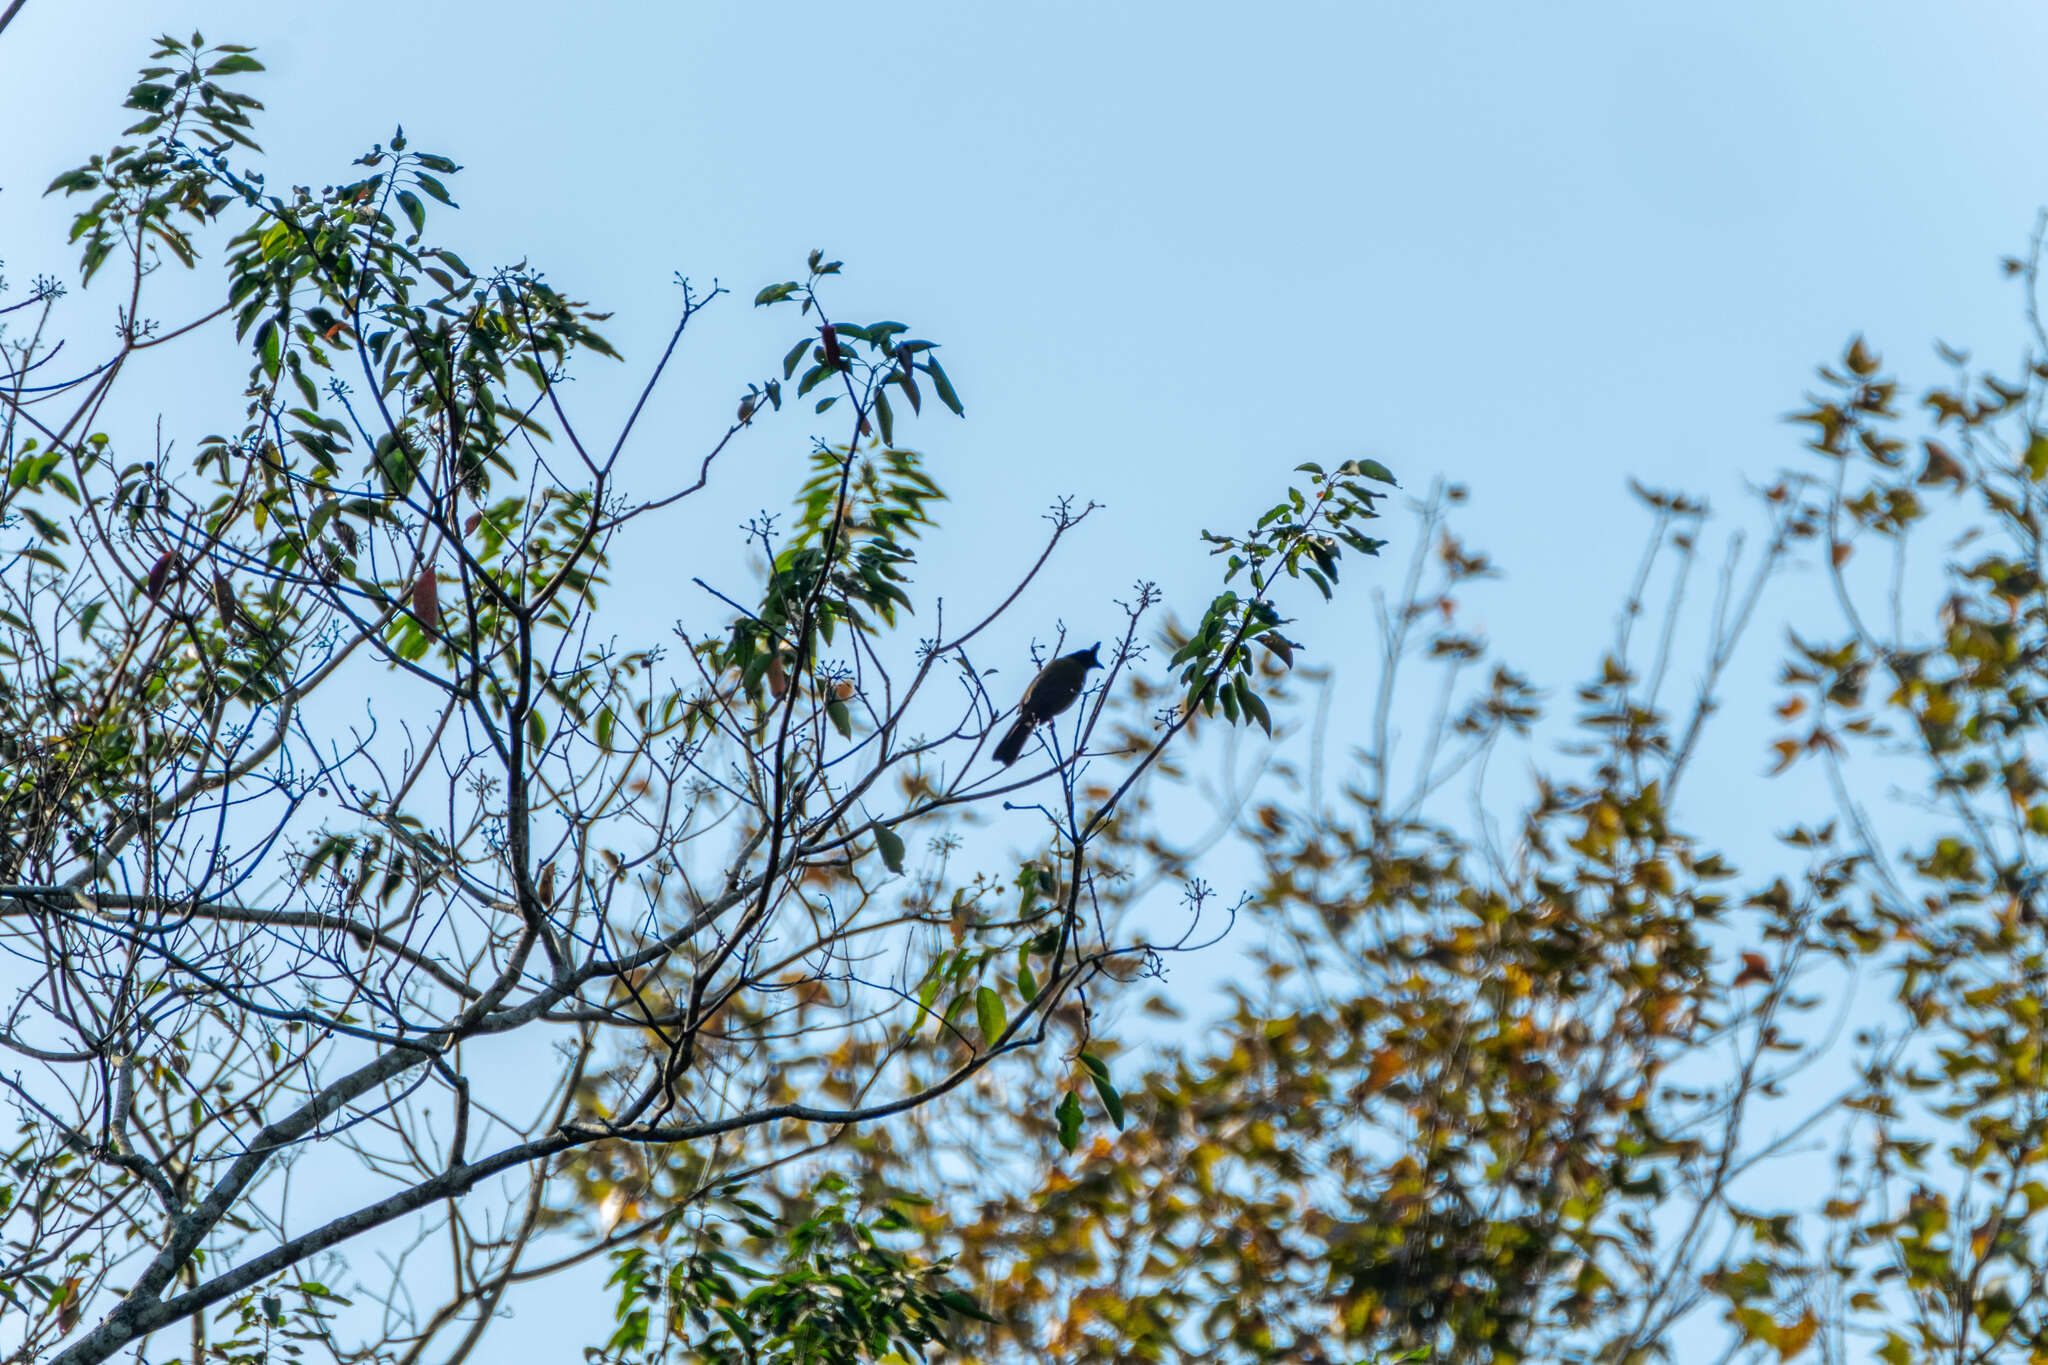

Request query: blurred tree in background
[
  {"left": 0, "top": 38, "right": 1386, "bottom": 1365},
  {"left": 794, "top": 249, "right": 2048, "bottom": 1365}
]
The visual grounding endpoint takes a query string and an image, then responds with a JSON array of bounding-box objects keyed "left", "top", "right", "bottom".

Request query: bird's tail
[{"left": 991, "top": 715, "right": 1034, "bottom": 766}]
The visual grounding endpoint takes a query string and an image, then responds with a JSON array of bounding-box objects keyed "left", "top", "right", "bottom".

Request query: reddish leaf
[
  {"left": 1919, "top": 439, "right": 1966, "bottom": 488},
  {"left": 411, "top": 569, "right": 440, "bottom": 630},
  {"left": 146, "top": 551, "right": 181, "bottom": 602},
  {"left": 1733, "top": 951, "right": 1772, "bottom": 988}
]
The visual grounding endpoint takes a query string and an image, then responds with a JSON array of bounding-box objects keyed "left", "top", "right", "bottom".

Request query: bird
[{"left": 992, "top": 643, "right": 1102, "bottom": 766}]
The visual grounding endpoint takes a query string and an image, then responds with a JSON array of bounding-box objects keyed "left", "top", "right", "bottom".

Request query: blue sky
[
  {"left": 7, "top": 0, "right": 2045, "bottom": 700},
  {"left": 6, "top": 0, "right": 2048, "bottom": 1355}
]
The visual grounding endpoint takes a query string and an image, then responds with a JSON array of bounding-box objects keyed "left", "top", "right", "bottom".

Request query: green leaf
[
  {"left": 20, "top": 507, "right": 63, "bottom": 543},
  {"left": 1355, "top": 457, "right": 1398, "bottom": 485},
  {"left": 305, "top": 497, "right": 339, "bottom": 542},
  {"left": 875, "top": 824, "right": 905, "bottom": 874},
  {"left": 756, "top": 282, "right": 800, "bottom": 307},
  {"left": 1056, "top": 1090, "right": 1083, "bottom": 1152},
  {"left": 827, "top": 698, "right": 853, "bottom": 738},
  {"left": 782, "top": 336, "right": 811, "bottom": 379},
  {"left": 924, "top": 353, "right": 963, "bottom": 416},
  {"left": 1090, "top": 1071, "right": 1126, "bottom": 1129},
  {"left": 935, "top": 1290, "right": 998, "bottom": 1324},
  {"left": 1240, "top": 683, "right": 1273, "bottom": 735},
  {"left": 975, "top": 986, "right": 1007, "bottom": 1045},
  {"left": 257, "top": 319, "right": 281, "bottom": 379}
]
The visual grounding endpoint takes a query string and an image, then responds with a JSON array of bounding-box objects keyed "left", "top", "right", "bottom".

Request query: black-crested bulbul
[{"left": 992, "top": 643, "right": 1101, "bottom": 766}]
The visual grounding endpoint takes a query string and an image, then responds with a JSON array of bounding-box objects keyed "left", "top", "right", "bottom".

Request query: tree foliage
[
  {"left": 794, "top": 231, "right": 2048, "bottom": 1365},
  {"left": 0, "top": 38, "right": 1388, "bottom": 1364},
  {"left": 32, "top": 25, "right": 2048, "bottom": 1365}
]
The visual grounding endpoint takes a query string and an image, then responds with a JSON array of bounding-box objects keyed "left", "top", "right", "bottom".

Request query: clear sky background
[{"left": 6, "top": 1, "right": 2048, "bottom": 1356}]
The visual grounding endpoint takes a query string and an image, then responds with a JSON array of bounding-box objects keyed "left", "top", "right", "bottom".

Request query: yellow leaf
[{"left": 1777, "top": 1310, "right": 1819, "bottom": 1360}]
